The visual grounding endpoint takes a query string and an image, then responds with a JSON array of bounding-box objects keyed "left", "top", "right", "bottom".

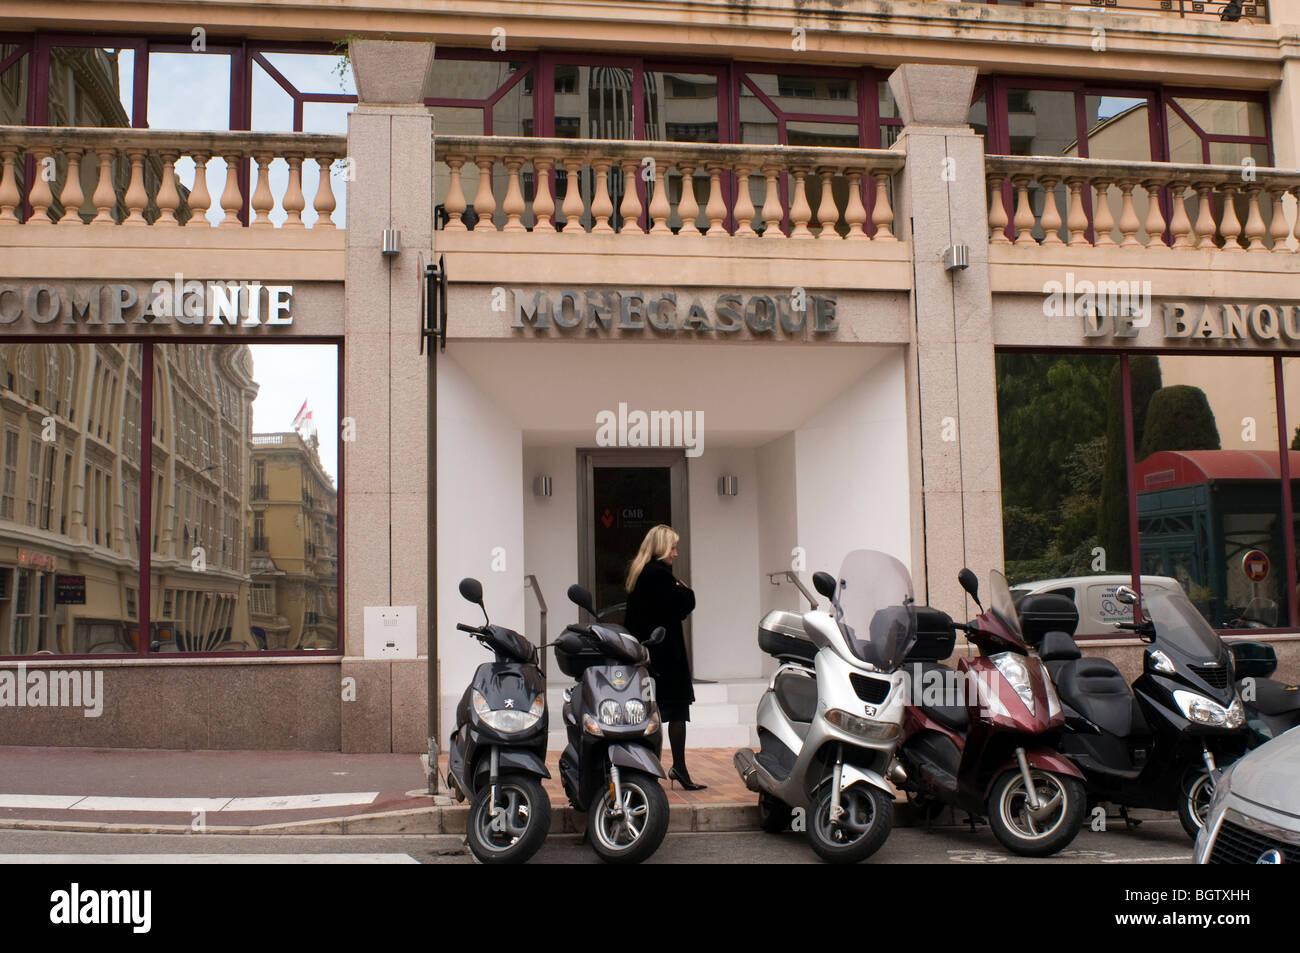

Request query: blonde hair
[{"left": 625, "top": 524, "right": 679, "bottom": 593}]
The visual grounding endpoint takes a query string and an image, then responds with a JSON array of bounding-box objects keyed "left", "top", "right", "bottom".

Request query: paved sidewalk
[{"left": 0, "top": 746, "right": 759, "bottom": 834}]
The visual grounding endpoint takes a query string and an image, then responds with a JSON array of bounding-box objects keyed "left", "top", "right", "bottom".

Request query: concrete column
[
  {"left": 341, "top": 39, "right": 436, "bottom": 753},
  {"left": 889, "top": 64, "right": 1004, "bottom": 621}
]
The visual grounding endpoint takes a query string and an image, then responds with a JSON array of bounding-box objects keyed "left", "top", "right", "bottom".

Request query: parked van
[{"left": 1008, "top": 575, "right": 1185, "bottom": 639}]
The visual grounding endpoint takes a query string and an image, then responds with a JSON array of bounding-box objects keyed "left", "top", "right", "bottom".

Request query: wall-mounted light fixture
[
  {"left": 718, "top": 475, "right": 739, "bottom": 497},
  {"left": 382, "top": 228, "right": 401, "bottom": 257},
  {"left": 533, "top": 476, "right": 553, "bottom": 498},
  {"left": 943, "top": 243, "right": 969, "bottom": 271}
]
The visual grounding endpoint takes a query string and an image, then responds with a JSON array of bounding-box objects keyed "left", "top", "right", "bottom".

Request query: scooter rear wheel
[
  {"left": 806, "top": 782, "right": 894, "bottom": 864},
  {"left": 467, "top": 772, "right": 551, "bottom": 865},
  {"left": 988, "top": 769, "right": 1085, "bottom": 857},
  {"left": 587, "top": 770, "right": 669, "bottom": 864}
]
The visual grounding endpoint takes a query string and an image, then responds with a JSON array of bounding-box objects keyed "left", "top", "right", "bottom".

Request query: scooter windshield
[
  {"left": 989, "top": 570, "right": 1025, "bottom": 641},
  {"left": 1142, "top": 589, "right": 1224, "bottom": 660},
  {"left": 834, "top": 550, "right": 917, "bottom": 672}
]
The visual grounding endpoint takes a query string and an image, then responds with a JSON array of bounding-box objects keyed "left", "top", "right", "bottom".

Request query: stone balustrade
[
  {"left": 0, "top": 126, "right": 347, "bottom": 228},
  {"left": 436, "top": 135, "right": 903, "bottom": 241},
  {"left": 986, "top": 155, "right": 1300, "bottom": 253}
]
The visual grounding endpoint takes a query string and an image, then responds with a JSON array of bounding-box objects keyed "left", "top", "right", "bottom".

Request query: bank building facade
[{"left": 1, "top": 0, "right": 1298, "bottom": 754}]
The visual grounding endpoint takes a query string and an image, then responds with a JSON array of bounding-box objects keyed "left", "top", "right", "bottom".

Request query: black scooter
[
  {"left": 446, "top": 578, "right": 551, "bottom": 864},
  {"left": 553, "top": 584, "right": 670, "bottom": 864},
  {"left": 1025, "top": 584, "right": 1250, "bottom": 840},
  {"left": 1228, "top": 640, "right": 1300, "bottom": 745}
]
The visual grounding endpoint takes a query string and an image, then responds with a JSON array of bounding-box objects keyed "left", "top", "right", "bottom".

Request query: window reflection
[{"left": 0, "top": 344, "right": 140, "bottom": 654}]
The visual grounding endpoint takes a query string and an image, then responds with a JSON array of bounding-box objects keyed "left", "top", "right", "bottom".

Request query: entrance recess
[{"left": 577, "top": 449, "right": 691, "bottom": 655}]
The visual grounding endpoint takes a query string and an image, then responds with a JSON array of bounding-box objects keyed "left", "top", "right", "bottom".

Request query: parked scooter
[
  {"left": 445, "top": 578, "right": 551, "bottom": 864},
  {"left": 897, "top": 568, "right": 1087, "bottom": 857},
  {"left": 553, "top": 584, "right": 670, "bottom": 864},
  {"left": 1029, "top": 584, "right": 1251, "bottom": 839},
  {"left": 1227, "top": 640, "right": 1300, "bottom": 745},
  {"left": 734, "top": 550, "right": 921, "bottom": 863}
]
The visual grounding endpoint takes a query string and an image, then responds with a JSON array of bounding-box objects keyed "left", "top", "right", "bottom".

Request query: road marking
[
  {"left": 1100, "top": 855, "right": 1192, "bottom": 863},
  {"left": 222, "top": 793, "right": 379, "bottom": 811},
  {"left": 71, "top": 797, "right": 233, "bottom": 813},
  {"left": 0, "top": 792, "right": 380, "bottom": 813},
  {"left": 0, "top": 854, "right": 419, "bottom": 864},
  {"left": 0, "top": 795, "right": 84, "bottom": 809}
]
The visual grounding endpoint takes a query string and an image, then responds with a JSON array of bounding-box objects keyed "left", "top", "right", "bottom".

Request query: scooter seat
[
  {"left": 1056, "top": 657, "right": 1136, "bottom": 738},
  {"left": 1245, "top": 677, "right": 1300, "bottom": 716},
  {"left": 904, "top": 661, "right": 969, "bottom": 733}
]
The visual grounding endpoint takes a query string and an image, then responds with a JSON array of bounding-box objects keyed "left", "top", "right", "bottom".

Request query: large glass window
[
  {"left": 0, "top": 341, "right": 339, "bottom": 658},
  {"left": 0, "top": 344, "right": 139, "bottom": 654},
  {"left": 999, "top": 351, "right": 1297, "bottom": 637}
]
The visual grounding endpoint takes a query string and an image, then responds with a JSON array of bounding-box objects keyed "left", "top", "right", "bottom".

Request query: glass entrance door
[{"left": 578, "top": 449, "right": 691, "bottom": 656}]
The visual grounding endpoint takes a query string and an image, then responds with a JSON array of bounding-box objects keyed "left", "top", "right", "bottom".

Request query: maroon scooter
[{"left": 895, "top": 568, "right": 1087, "bottom": 856}]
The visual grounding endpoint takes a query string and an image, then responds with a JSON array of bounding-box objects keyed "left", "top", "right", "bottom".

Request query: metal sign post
[{"left": 422, "top": 254, "right": 447, "bottom": 793}]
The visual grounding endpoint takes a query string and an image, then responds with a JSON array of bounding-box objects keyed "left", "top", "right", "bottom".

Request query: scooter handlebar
[{"left": 456, "top": 623, "right": 481, "bottom": 634}]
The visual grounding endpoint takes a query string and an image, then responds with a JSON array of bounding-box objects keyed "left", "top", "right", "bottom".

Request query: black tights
[{"left": 669, "top": 721, "right": 688, "bottom": 775}]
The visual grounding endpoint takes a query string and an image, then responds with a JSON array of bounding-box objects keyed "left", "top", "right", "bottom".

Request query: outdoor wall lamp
[
  {"left": 533, "top": 476, "right": 553, "bottom": 497},
  {"left": 718, "top": 475, "right": 739, "bottom": 497},
  {"left": 381, "top": 228, "right": 401, "bottom": 257},
  {"left": 943, "top": 243, "right": 969, "bottom": 271}
]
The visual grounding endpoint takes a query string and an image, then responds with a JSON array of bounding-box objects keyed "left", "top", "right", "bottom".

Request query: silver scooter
[{"left": 734, "top": 549, "right": 918, "bottom": 863}]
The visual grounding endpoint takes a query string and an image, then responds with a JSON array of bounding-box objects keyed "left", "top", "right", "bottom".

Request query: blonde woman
[{"left": 623, "top": 524, "right": 704, "bottom": 790}]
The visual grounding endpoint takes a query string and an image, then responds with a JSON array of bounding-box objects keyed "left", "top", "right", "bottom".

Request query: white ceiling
[{"left": 448, "top": 341, "right": 896, "bottom": 447}]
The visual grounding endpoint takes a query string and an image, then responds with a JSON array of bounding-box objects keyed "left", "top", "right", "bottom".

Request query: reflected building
[
  {"left": 0, "top": 343, "right": 258, "bottom": 653},
  {"left": 249, "top": 430, "right": 338, "bottom": 650}
]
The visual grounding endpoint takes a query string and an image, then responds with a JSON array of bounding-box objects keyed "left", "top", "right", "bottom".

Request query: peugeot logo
[
  {"left": 503, "top": 698, "right": 514, "bottom": 709},
  {"left": 1257, "top": 849, "right": 1282, "bottom": 864}
]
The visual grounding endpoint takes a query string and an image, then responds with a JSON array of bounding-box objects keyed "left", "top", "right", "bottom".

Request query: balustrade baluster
[
  {"left": 987, "top": 174, "right": 1010, "bottom": 244},
  {"left": 705, "top": 163, "right": 728, "bottom": 236},
  {"left": 677, "top": 163, "right": 700, "bottom": 237},
  {"left": 844, "top": 169, "right": 867, "bottom": 240},
  {"left": 1012, "top": 175, "right": 1036, "bottom": 245},
  {"left": 502, "top": 156, "right": 527, "bottom": 232},
  {"left": 250, "top": 153, "right": 275, "bottom": 227},
  {"left": 561, "top": 158, "right": 584, "bottom": 232},
  {"left": 620, "top": 158, "right": 643, "bottom": 235},
  {"left": 1218, "top": 184, "right": 1242, "bottom": 250},
  {"left": 1169, "top": 180, "right": 1194, "bottom": 248},
  {"left": 1039, "top": 176, "right": 1062, "bottom": 245},
  {"left": 91, "top": 147, "right": 118, "bottom": 225},
  {"left": 472, "top": 155, "right": 497, "bottom": 231},
  {"left": 760, "top": 164, "right": 783, "bottom": 238},
  {"left": 1243, "top": 186, "right": 1266, "bottom": 252},
  {"left": 442, "top": 156, "right": 467, "bottom": 230},
  {"left": 0, "top": 147, "right": 18, "bottom": 224},
  {"left": 532, "top": 158, "right": 556, "bottom": 232},
  {"left": 1066, "top": 178, "right": 1088, "bottom": 246},
  {"left": 648, "top": 160, "right": 672, "bottom": 234},
  {"left": 733, "top": 164, "right": 757, "bottom": 238},
  {"left": 1268, "top": 187, "right": 1290, "bottom": 253},
  {"left": 1193, "top": 183, "right": 1218, "bottom": 249},
  {"left": 123, "top": 149, "right": 149, "bottom": 226},
  {"left": 58, "top": 146, "right": 86, "bottom": 225},
  {"left": 871, "top": 170, "right": 896, "bottom": 241},
  {"left": 1141, "top": 178, "right": 1167, "bottom": 248},
  {"left": 789, "top": 168, "right": 814, "bottom": 239},
  {"left": 1092, "top": 179, "right": 1116, "bottom": 247},
  {"left": 27, "top": 147, "right": 54, "bottom": 225},
  {"left": 155, "top": 150, "right": 182, "bottom": 226},
  {"left": 282, "top": 154, "right": 305, "bottom": 228},
  {"left": 816, "top": 167, "right": 840, "bottom": 240}
]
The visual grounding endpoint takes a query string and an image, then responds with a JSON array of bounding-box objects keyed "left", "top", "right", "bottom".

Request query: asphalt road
[{"left": 0, "top": 816, "right": 1194, "bottom": 864}]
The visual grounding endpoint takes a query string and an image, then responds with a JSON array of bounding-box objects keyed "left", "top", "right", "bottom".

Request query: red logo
[{"left": 600, "top": 508, "right": 614, "bottom": 528}]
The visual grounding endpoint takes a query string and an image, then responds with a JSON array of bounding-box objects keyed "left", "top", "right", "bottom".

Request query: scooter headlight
[
  {"left": 625, "top": 699, "right": 646, "bottom": 725},
  {"left": 471, "top": 689, "right": 543, "bottom": 734},
  {"left": 1173, "top": 689, "right": 1237, "bottom": 727},
  {"left": 1036, "top": 658, "right": 1062, "bottom": 720},
  {"left": 598, "top": 699, "right": 624, "bottom": 726},
  {"left": 991, "top": 652, "right": 1035, "bottom": 714},
  {"left": 1147, "top": 649, "right": 1176, "bottom": 675},
  {"left": 825, "top": 708, "right": 900, "bottom": 741}
]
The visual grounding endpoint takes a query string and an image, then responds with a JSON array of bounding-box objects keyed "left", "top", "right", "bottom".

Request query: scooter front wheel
[
  {"left": 806, "top": 782, "right": 894, "bottom": 864},
  {"left": 1178, "top": 768, "right": 1216, "bottom": 841},
  {"left": 466, "top": 772, "right": 551, "bottom": 864},
  {"left": 988, "top": 770, "right": 1086, "bottom": 857},
  {"left": 587, "top": 770, "right": 669, "bottom": 864}
]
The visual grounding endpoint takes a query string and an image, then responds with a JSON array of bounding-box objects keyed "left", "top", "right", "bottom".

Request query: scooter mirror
[
  {"left": 957, "top": 568, "right": 981, "bottom": 608},
  {"left": 646, "top": 626, "right": 666, "bottom": 646},
  {"left": 458, "top": 577, "right": 484, "bottom": 606},
  {"left": 1115, "top": 585, "right": 1138, "bottom": 606},
  {"left": 567, "top": 584, "right": 597, "bottom": 616},
  {"left": 812, "top": 571, "right": 837, "bottom": 599}
]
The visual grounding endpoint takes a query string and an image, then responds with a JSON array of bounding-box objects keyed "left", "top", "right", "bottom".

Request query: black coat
[{"left": 623, "top": 559, "right": 695, "bottom": 707}]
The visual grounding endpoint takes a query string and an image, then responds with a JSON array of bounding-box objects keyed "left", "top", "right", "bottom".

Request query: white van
[{"left": 1008, "top": 574, "right": 1185, "bottom": 639}]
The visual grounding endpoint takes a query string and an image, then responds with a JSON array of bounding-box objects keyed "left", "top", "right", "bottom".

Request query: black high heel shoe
[{"left": 669, "top": 766, "right": 707, "bottom": 791}]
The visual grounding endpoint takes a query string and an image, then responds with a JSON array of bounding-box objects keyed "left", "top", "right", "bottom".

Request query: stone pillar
[
  {"left": 888, "top": 64, "right": 1004, "bottom": 621},
  {"left": 341, "top": 39, "right": 436, "bottom": 752}
]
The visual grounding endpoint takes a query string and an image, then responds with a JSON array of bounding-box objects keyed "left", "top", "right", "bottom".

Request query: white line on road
[
  {"left": 0, "top": 792, "right": 381, "bottom": 813},
  {"left": 1100, "top": 855, "right": 1193, "bottom": 863},
  {"left": 0, "top": 854, "right": 419, "bottom": 864}
]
